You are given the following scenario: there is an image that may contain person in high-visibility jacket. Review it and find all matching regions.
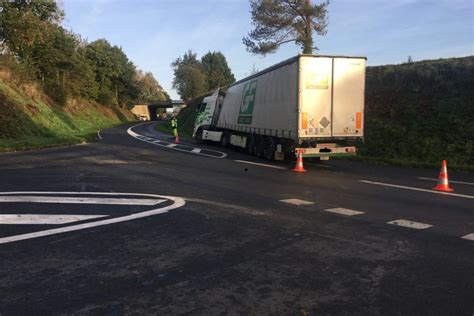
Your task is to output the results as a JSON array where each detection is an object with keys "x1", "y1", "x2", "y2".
[{"x1": 170, "y1": 112, "x2": 179, "y2": 143}]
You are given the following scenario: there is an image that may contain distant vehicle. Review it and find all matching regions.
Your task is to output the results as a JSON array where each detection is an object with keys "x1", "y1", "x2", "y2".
[{"x1": 193, "y1": 54, "x2": 366, "y2": 161}]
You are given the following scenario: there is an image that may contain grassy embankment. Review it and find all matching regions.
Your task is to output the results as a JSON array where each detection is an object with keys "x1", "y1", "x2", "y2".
[
  {"x1": 160, "y1": 56, "x2": 473, "y2": 171},
  {"x1": 0, "y1": 72, "x2": 134, "y2": 151},
  {"x1": 361, "y1": 56, "x2": 473, "y2": 171}
]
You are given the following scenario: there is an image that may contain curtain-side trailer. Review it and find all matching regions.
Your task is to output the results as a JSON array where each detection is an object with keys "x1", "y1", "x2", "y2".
[{"x1": 193, "y1": 54, "x2": 366, "y2": 161}]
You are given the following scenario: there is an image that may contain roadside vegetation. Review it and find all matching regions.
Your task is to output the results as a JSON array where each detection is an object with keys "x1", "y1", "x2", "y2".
[
  {"x1": 362, "y1": 56, "x2": 474, "y2": 171},
  {"x1": 0, "y1": 1, "x2": 168, "y2": 150}
]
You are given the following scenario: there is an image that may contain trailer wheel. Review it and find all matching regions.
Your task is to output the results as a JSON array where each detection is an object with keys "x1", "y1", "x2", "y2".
[
  {"x1": 220, "y1": 132, "x2": 230, "y2": 147},
  {"x1": 263, "y1": 137, "x2": 276, "y2": 161},
  {"x1": 247, "y1": 135, "x2": 256, "y2": 155},
  {"x1": 255, "y1": 136, "x2": 265, "y2": 158}
]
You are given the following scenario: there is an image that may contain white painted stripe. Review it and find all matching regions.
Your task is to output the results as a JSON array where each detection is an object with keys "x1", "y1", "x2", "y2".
[
  {"x1": 324, "y1": 208, "x2": 365, "y2": 216},
  {"x1": 461, "y1": 233, "x2": 474, "y2": 241},
  {"x1": 0, "y1": 214, "x2": 107, "y2": 225},
  {"x1": 387, "y1": 219, "x2": 432, "y2": 229},
  {"x1": 97, "y1": 130, "x2": 102, "y2": 140},
  {"x1": 167, "y1": 143, "x2": 177, "y2": 148},
  {"x1": 359, "y1": 180, "x2": 474, "y2": 200},
  {"x1": 0, "y1": 196, "x2": 166, "y2": 205},
  {"x1": 235, "y1": 160, "x2": 286, "y2": 170},
  {"x1": 127, "y1": 123, "x2": 227, "y2": 159},
  {"x1": 305, "y1": 162, "x2": 333, "y2": 169},
  {"x1": 191, "y1": 148, "x2": 201, "y2": 153},
  {"x1": 0, "y1": 192, "x2": 185, "y2": 244},
  {"x1": 418, "y1": 177, "x2": 474, "y2": 186},
  {"x1": 280, "y1": 198, "x2": 314, "y2": 206}
]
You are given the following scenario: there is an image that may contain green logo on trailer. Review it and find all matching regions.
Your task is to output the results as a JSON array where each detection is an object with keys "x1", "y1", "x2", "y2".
[{"x1": 238, "y1": 80, "x2": 257, "y2": 124}]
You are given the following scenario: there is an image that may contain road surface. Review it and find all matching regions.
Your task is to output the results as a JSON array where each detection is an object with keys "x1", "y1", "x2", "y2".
[{"x1": 0, "y1": 122, "x2": 473, "y2": 315}]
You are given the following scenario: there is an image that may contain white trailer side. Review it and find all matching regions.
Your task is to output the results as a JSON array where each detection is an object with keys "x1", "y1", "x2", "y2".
[{"x1": 217, "y1": 58, "x2": 299, "y2": 139}]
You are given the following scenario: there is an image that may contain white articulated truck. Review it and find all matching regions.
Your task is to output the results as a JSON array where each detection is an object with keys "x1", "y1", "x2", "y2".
[{"x1": 193, "y1": 54, "x2": 366, "y2": 161}]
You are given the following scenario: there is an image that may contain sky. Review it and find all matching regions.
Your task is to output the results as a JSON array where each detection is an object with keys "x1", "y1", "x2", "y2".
[{"x1": 62, "y1": 0, "x2": 474, "y2": 100}]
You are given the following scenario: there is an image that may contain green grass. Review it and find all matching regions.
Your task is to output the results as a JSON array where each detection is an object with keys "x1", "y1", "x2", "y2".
[{"x1": 0, "y1": 77, "x2": 134, "y2": 151}]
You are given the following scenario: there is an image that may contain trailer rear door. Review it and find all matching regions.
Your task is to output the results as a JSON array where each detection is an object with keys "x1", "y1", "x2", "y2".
[
  {"x1": 332, "y1": 58, "x2": 365, "y2": 137},
  {"x1": 299, "y1": 56, "x2": 333, "y2": 137}
]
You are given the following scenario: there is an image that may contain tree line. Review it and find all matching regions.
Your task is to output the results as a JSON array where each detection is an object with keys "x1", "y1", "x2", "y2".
[
  {"x1": 0, "y1": 0, "x2": 169, "y2": 106},
  {"x1": 171, "y1": 50, "x2": 236, "y2": 101}
]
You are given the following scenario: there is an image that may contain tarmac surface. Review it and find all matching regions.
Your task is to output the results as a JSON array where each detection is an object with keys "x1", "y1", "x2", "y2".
[{"x1": 0, "y1": 122, "x2": 473, "y2": 315}]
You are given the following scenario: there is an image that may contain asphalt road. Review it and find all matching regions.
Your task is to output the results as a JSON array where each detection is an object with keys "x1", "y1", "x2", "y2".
[{"x1": 0, "y1": 122, "x2": 473, "y2": 315}]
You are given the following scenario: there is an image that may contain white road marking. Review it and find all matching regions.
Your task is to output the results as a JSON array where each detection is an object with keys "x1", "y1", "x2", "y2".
[
  {"x1": 387, "y1": 219, "x2": 432, "y2": 230},
  {"x1": 280, "y1": 198, "x2": 314, "y2": 206},
  {"x1": 323, "y1": 208, "x2": 365, "y2": 216},
  {"x1": 461, "y1": 233, "x2": 474, "y2": 241},
  {"x1": 235, "y1": 160, "x2": 286, "y2": 170},
  {"x1": 0, "y1": 214, "x2": 107, "y2": 225},
  {"x1": 305, "y1": 162, "x2": 333, "y2": 168},
  {"x1": 97, "y1": 130, "x2": 102, "y2": 140},
  {"x1": 167, "y1": 143, "x2": 177, "y2": 148},
  {"x1": 418, "y1": 177, "x2": 474, "y2": 186},
  {"x1": 0, "y1": 192, "x2": 185, "y2": 244},
  {"x1": 191, "y1": 148, "x2": 201, "y2": 153},
  {"x1": 359, "y1": 180, "x2": 474, "y2": 200},
  {"x1": 0, "y1": 196, "x2": 165, "y2": 205},
  {"x1": 127, "y1": 123, "x2": 227, "y2": 159}
]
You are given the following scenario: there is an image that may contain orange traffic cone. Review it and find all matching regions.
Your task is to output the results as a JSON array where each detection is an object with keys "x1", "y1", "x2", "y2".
[
  {"x1": 433, "y1": 160, "x2": 453, "y2": 192},
  {"x1": 174, "y1": 134, "x2": 180, "y2": 144},
  {"x1": 293, "y1": 149, "x2": 306, "y2": 172}
]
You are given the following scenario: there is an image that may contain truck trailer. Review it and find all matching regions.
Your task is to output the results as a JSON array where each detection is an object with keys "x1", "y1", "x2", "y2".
[{"x1": 193, "y1": 54, "x2": 366, "y2": 161}]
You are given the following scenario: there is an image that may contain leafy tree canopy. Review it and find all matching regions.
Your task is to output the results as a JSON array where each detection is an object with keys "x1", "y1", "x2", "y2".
[
  {"x1": 243, "y1": 0, "x2": 328, "y2": 55},
  {"x1": 201, "y1": 51, "x2": 235, "y2": 91}
]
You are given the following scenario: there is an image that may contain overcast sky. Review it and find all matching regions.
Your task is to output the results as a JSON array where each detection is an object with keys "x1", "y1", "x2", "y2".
[{"x1": 62, "y1": 0, "x2": 474, "y2": 99}]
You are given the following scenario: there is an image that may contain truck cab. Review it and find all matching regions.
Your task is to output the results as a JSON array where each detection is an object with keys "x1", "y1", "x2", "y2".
[{"x1": 193, "y1": 89, "x2": 224, "y2": 142}]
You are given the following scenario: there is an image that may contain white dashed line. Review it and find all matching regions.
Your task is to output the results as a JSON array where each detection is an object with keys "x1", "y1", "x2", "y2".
[
  {"x1": 461, "y1": 233, "x2": 474, "y2": 241},
  {"x1": 235, "y1": 160, "x2": 286, "y2": 170},
  {"x1": 127, "y1": 123, "x2": 227, "y2": 159},
  {"x1": 191, "y1": 148, "x2": 202, "y2": 153},
  {"x1": 387, "y1": 219, "x2": 432, "y2": 230},
  {"x1": 418, "y1": 177, "x2": 474, "y2": 186},
  {"x1": 280, "y1": 198, "x2": 314, "y2": 206},
  {"x1": 359, "y1": 180, "x2": 474, "y2": 199},
  {"x1": 323, "y1": 208, "x2": 365, "y2": 216},
  {"x1": 0, "y1": 214, "x2": 107, "y2": 225}
]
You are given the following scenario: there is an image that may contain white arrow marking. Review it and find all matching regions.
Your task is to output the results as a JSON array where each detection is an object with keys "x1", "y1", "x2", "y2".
[
  {"x1": 0, "y1": 192, "x2": 185, "y2": 244},
  {"x1": 0, "y1": 214, "x2": 107, "y2": 225},
  {"x1": 0, "y1": 196, "x2": 165, "y2": 205}
]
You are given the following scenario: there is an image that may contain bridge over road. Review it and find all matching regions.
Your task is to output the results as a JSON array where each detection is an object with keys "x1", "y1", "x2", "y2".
[{"x1": 131, "y1": 100, "x2": 185, "y2": 121}]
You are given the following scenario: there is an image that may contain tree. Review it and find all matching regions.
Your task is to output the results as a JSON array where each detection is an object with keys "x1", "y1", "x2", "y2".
[
  {"x1": 242, "y1": 0, "x2": 329, "y2": 55},
  {"x1": 84, "y1": 39, "x2": 139, "y2": 106},
  {"x1": 171, "y1": 50, "x2": 207, "y2": 100},
  {"x1": 0, "y1": 0, "x2": 64, "y2": 71},
  {"x1": 201, "y1": 51, "x2": 235, "y2": 90},
  {"x1": 135, "y1": 70, "x2": 169, "y2": 103}
]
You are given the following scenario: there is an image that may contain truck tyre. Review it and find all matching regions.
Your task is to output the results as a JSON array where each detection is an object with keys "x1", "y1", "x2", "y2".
[
  {"x1": 195, "y1": 128, "x2": 203, "y2": 143},
  {"x1": 263, "y1": 137, "x2": 276, "y2": 161},
  {"x1": 220, "y1": 132, "x2": 230, "y2": 147},
  {"x1": 247, "y1": 135, "x2": 256, "y2": 155},
  {"x1": 255, "y1": 136, "x2": 265, "y2": 158}
]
